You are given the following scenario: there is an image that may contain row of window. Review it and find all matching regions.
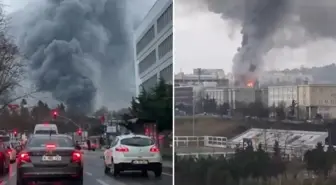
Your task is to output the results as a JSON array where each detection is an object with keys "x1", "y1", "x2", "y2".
[
  {"x1": 136, "y1": 26, "x2": 155, "y2": 55},
  {"x1": 159, "y1": 64, "x2": 172, "y2": 82},
  {"x1": 136, "y1": 3, "x2": 172, "y2": 55},
  {"x1": 138, "y1": 50, "x2": 156, "y2": 74},
  {"x1": 139, "y1": 64, "x2": 172, "y2": 92},
  {"x1": 157, "y1": 4, "x2": 172, "y2": 33},
  {"x1": 138, "y1": 34, "x2": 172, "y2": 75},
  {"x1": 158, "y1": 34, "x2": 172, "y2": 59}
]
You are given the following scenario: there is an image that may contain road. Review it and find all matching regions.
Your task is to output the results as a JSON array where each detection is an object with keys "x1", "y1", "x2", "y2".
[{"x1": 0, "y1": 151, "x2": 172, "y2": 185}]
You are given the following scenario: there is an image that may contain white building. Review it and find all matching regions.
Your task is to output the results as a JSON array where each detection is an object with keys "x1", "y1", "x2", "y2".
[
  {"x1": 268, "y1": 85, "x2": 298, "y2": 107},
  {"x1": 134, "y1": 0, "x2": 172, "y2": 95}
]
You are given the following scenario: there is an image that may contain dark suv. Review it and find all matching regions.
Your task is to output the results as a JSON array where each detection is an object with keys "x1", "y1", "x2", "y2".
[{"x1": 17, "y1": 134, "x2": 83, "y2": 185}]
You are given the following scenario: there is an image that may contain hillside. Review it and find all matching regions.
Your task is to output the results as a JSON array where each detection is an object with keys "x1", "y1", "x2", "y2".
[{"x1": 274, "y1": 63, "x2": 336, "y2": 83}]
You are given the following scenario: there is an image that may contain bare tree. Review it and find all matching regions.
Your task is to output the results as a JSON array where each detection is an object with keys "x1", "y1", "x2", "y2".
[{"x1": 0, "y1": 5, "x2": 35, "y2": 111}]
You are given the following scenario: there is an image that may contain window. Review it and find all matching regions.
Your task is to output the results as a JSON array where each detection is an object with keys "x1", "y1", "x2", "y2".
[
  {"x1": 157, "y1": 4, "x2": 172, "y2": 33},
  {"x1": 27, "y1": 136, "x2": 73, "y2": 147},
  {"x1": 35, "y1": 130, "x2": 57, "y2": 134},
  {"x1": 138, "y1": 50, "x2": 156, "y2": 74},
  {"x1": 160, "y1": 64, "x2": 172, "y2": 82},
  {"x1": 120, "y1": 137, "x2": 154, "y2": 147},
  {"x1": 158, "y1": 34, "x2": 172, "y2": 59},
  {"x1": 141, "y1": 75, "x2": 158, "y2": 91},
  {"x1": 136, "y1": 26, "x2": 155, "y2": 54}
]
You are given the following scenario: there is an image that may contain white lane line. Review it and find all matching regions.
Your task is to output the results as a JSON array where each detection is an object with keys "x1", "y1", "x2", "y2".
[
  {"x1": 96, "y1": 179, "x2": 109, "y2": 185},
  {"x1": 85, "y1": 172, "x2": 93, "y2": 176},
  {"x1": 162, "y1": 172, "x2": 172, "y2": 176}
]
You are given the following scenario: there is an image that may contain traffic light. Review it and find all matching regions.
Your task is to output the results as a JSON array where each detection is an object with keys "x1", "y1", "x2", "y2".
[
  {"x1": 13, "y1": 130, "x2": 17, "y2": 137},
  {"x1": 100, "y1": 115, "x2": 105, "y2": 124},
  {"x1": 77, "y1": 129, "x2": 82, "y2": 136},
  {"x1": 53, "y1": 111, "x2": 58, "y2": 119}
]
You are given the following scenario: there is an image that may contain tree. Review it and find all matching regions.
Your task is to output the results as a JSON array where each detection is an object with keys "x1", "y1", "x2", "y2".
[
  {"x1": 275, "y1": 102, "x2": 286, "y2": 120},
  {"x1": 202, "y1": 95, "x2": 217, "y2": 113},
  {"x1": 218, "y1": 102, "x2": 230, "y2": 115},
  {"x1": 247, "y1": 101, "x2": 269, "y2": 118},
  {"x1": 130, "y1": 79, "x2": 172, "y2": 131},
  {"x1": 0, "y1": 7, "x2": 36, "y2": 112}
]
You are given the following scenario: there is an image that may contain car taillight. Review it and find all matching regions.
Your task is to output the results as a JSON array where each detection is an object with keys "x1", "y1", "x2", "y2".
[
  {"x1": 150, "y1": 146, "x2": 160, "y2": 153},
  {"x1": 115, "y1": 147, "x2": 129, "y2": 152},
  {"x1": 7, "y1": 149, "x2": 11, "y2": 154},
  {"x1": 72, "y1": 151, "x2": 82, "y2": 162},
  {"x1": 19, "y1": 152, "x2": 31, "y2": 163},
  {"x1": 46, "y1": 144, "x2": 56, "y2": 149}
]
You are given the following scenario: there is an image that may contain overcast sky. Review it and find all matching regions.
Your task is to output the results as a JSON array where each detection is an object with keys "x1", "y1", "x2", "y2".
[
  {"x1": 2, "y1": 0, "x2": 27, "y2": 13},
  {"x1": 174, "y1": 1, "x2": 336, "y2": 74}
]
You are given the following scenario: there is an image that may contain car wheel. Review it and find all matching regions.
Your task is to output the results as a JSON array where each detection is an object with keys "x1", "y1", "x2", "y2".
[
  {"x1": 112, "y1": 164, "x2": 120, "y2": 177},
  {"x1": 154, "y1": 168, "x2": 162, "y2": 177},
  {"x1": 104, "y1": 166, "x2": 110, "y2": 174}
]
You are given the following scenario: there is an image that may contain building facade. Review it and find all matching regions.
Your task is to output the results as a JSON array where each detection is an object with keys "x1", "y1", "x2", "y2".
[
  {"x1": 134, "y1": 0, "x2": 172, "y2": 94},
  {"x1": 175, "y1": 86, "x2": 194, "y2": 106},
  {"x1": 298, "y1": 84, "x2": 336, "y2": 119},
  {"x1": 268, "y1": 86, "x2": 298, "y2": 107}
]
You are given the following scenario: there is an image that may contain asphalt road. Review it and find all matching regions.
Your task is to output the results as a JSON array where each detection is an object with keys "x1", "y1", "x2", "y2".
[{"x1": 0, "y1": 151, "x2": 172, "y2": 185}]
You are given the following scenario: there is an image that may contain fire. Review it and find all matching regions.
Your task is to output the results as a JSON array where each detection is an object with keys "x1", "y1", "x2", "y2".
[{"x1": 246, "y1": 81, "x2": 254, "y2": 87}]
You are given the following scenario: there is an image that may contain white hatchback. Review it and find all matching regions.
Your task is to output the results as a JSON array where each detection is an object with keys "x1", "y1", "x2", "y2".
[{"x1": 103, "y1": 134, "x2": 162, "y2": 177}]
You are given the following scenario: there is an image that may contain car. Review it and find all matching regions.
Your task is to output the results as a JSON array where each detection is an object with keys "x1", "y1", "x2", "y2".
[
  {"x1": 33, "y1": 124, "x2": 58, "y2": 135},
  {"x1": 80, "y1": 142, "x2": 97, "y2": 151},
  {"x1": 0, "y1": 136, "x2": 10, "y2": 176},
  {"x1": 103, "y1": 134, "x2": 162, "y2": 177},
  {"x1": 16, "y1": 134, "x2": 83, "y2": 185}
]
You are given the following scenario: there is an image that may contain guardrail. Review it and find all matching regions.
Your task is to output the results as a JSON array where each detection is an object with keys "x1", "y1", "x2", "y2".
[{"x1": 176, "y1": 151, "x2": 235, "y2": 159}]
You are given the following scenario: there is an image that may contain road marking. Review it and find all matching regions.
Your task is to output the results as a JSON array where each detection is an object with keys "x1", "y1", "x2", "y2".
[
  {"x1": 85, "y1": 172, "x2": 92, "y2": 176},
  {"x1": 162, "y1": 172, "x2": 172, "y2": 176},
  {"x1": 96, "y1": 179, "x2": 109, "y2": 185}
]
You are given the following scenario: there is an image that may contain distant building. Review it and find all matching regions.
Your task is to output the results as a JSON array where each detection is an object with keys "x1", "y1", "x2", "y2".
[
  {"x1": 134, "y1": 0, "x2": 172, "y2": 95},
  {"x1": 175, "y1": 86, "x2": 194, "y2": 106},
  {"x1": 268, "y1": 86, "x2": 298, "y2": 107},
  {"x1": 175, "y1": 69, "x2": 229, "y2": 87}
]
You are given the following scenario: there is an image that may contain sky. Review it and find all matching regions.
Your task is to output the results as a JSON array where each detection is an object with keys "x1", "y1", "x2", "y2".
[
  {"x1": 174, "y1": 0, "x2": 336, "y2": 74},
  {"x1": 2, "y1": 0, "x2": 27, "y2": 13}
]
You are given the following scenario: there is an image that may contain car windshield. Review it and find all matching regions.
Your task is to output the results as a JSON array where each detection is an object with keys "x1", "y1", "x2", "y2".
[
  {"x1": 35, "y1": 130, "x2": 57, "y2": 134},
  {"x1": 120, "y1": 137, "x2": 154, "y2": 147},
  {"x1": 27, "y1": 137, "x2": 73, "y2": 148}
]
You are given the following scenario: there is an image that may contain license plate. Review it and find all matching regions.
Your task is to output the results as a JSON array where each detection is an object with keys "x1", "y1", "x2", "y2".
[
  {"x1": 42, "y1": 155, "x2": 62, "y2": 161},
  {"x1": 132, "y1": 160, "x2": 148, "y2": 164}
]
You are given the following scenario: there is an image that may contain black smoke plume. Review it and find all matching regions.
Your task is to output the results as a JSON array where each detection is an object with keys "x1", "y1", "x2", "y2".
[
  {"x1": 179, "y1": 0, "x2": 336, "y2": 85},
  {"x1": 9, "y1": 0, "x2": 155, "y2": 113}
]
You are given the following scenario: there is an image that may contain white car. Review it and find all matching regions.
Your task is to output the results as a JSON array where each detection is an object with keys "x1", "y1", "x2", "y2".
[
  {"x1": 103, "y1": 134, "x2": 162, "y2": 177},
  {"x1": 34, "y1": 124, "x2": 58, "y2": 134}
]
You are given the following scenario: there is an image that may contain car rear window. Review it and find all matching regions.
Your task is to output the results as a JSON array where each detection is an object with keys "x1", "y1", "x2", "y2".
[
  {"x1": 35, "y1": 130, "x2": 57, "y2": 134},
  {"x1": 27, "y1": 137, "x2": 73, "y2": 147},
  {"x1": 120, "y1": 137, "x2": 154, "y2": 147}
]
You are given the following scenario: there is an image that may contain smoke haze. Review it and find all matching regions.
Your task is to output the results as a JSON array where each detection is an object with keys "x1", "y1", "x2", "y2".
[
  {"x1": 179, "y1": 0, "x2": 336, "y2": 85},
  {"x1": 8, "y1": 0, "x2": 155, "y2": 113}
]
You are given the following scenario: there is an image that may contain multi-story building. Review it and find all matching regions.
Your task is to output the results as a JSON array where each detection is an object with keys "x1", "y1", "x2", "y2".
[
  {"x1": 298, "y1": 84, "x2": 336, "y2": 119},
  {"x1": 175, "y1": 85, "x2": 194, "y2": 106},
  {"x1": 228, "y1": 88, "x2": 256, "y2": 109},
  {"x1": 174, "y1": 72, "x2": 229, "y2": 87},
  {"x1": 134, "y1": 0, "x2": 172, "y2": 94},
  {"x1": 204, "y1": 88, "x2": 229, "y2": 105},
  {"x1": 268, "y1": 86, "x2": 298, "y2": 107}
]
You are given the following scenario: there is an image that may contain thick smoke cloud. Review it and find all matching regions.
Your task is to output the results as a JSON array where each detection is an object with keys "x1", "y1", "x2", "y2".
[
  {"x1": 180, "y1": 0, "x2": 336, "y2": 85},
  {"x1": 9, "y1": 0, "x2": 155, "y2": 113}
]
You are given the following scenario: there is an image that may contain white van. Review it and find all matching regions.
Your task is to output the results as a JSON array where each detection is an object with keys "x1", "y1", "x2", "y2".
[{"x1": 34, "y1": 124, "x2": 58, "y2": 134}]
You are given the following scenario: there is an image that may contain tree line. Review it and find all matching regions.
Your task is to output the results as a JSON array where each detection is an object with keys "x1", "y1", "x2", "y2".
[
  {"x1": 176, "y1": 95, "x2": 300, "y2": 120},
  {"x1": 175, "y1": 141, "x2": 336, "y2": 185}
]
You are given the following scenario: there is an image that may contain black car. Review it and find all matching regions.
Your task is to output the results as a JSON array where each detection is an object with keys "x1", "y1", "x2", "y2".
[{"x1": 17, "y1": 134, "x2": 83, "y2": 185}]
